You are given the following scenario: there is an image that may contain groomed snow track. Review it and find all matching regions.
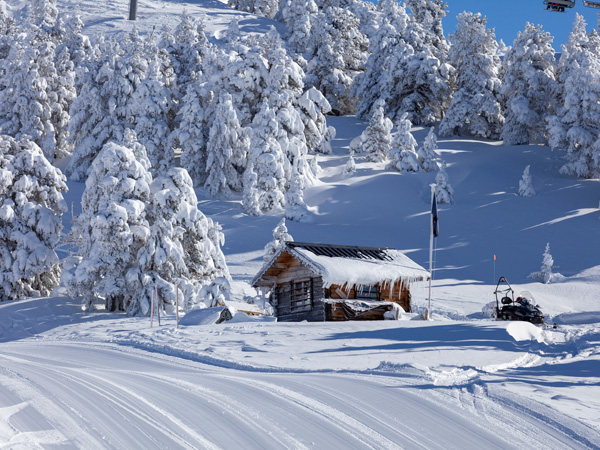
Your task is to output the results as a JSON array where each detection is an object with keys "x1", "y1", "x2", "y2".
[{"x1": 1, "y1": 341, "x2": 598, "y2": 449}]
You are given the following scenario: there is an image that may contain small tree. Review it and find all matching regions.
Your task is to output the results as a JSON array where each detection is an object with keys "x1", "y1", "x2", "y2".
[
  {"x1": 518, "y1": 165, "x2": 536, "y2": 197},
  {"x1": 418, "y1": 127, "x2": 440, "y2": 172},
  {"x1": 263, "y1": 218, "x2": 293, "y2": 262},
  {"x1": 435, "y1": 161, "x2": 454, "y2": 204},
  {"x1": 529, "y1": 243, "x2": 557, "y2": 284},
  {"x1": 345, "y1": 152, "x2": 356, "y2": 176},
  {"x1": 364, "y1": 99, "x2": 393, "y2": 162},
  {"x1": 0, "y1": 135, "x2": 67, "y2": 300},
  {"x1": 387, "y1": 112, "x2": 420, "y2": 172}
]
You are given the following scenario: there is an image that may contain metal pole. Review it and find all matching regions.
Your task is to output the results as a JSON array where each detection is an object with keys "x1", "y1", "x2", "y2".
[
  {"x1": 428, "y1": 184, "x2": 435, "y2": 320},
  {"x1": 128, "y1": 0, "x2": 137, "y2": 20}
]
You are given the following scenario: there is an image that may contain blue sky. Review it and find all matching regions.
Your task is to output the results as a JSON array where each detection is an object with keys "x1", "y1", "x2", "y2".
[{"x1": 370, "y1": 1, "x2": 600, "y2": 48}]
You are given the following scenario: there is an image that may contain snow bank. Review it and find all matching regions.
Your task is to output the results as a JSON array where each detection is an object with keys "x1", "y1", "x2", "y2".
[{"x1": 506, "y1": 322, "x2": 546, "y2": 343}]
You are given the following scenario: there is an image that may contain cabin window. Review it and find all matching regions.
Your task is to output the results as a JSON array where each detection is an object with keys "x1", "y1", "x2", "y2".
[
  {"x1": 291, "y1": 279, "x2": 312, "y2": 313},
  {"x1": 356, "y1": 285, "x2": 379, "y2": 300}
]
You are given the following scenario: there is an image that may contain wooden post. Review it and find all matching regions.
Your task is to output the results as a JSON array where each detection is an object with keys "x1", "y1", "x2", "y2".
[
  {"x1": 128, "y1": 0, "x2": 137, "y2": 20},
  {"x1": 156, "y1": 286, "x2": 161, "y2": 326}
]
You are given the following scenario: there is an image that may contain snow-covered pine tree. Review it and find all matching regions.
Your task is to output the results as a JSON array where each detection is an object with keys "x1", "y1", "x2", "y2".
[
  {"x1": 0, "y1": 135, "x2": 67, "y2": 300},
  {"x1": 306, "y1": 5, "x2": 368, "y2": 114},
  {"x1": 285, "y1": 166, "x2": 310, "y2": 221},
  {"x1": 353, "y1": 0, "x2": 452, "y2": 125},
  {"x1": 68, "y1": 28, "x2": 161, "y2": 179},
  {"x1": 418, "y1": 127, "x2": 440, "y2": 172},
  {"x1": 363, "y1": 99, "x2": 393, "y2": 162},
  {"x1": 435, "y1": 161, "x2": 454, "y2": 204},
  {"x1": 501, "y1": 23, "x2": 556, "y2": 146},
  {"x1": 130, "y1": 42, "x2": 173, "y2": 174},
  {"x1": 63, "y1": 133, "x2": 153, "y2": 313},
  {"x1": 518, "y1": 165, "x2": 536, "y2": 197},
  {"x1": 352, "y1": 0, "x2": 410, "y2": 121},
  {"x1": 137, "y1": 167, "x2": 230, "y2": 312},
  {"x1": 0, "y1": 28, "x2": 57, "y2": 160},
  {"x1": 204, "y1": 91, "x2": 250, "y2": 197},
  {"x1": 66, "y1": 36, "x2": 121, "y2": 181},
  {"x1": 439, "y1": 12, "x2": 504, "y2": 139},
  {"x1": 387, "y1": 112, "x2": 420, "y2": 172},
  {"x1": 529, "y1": 243, "x2": 556, "y2": 284},
  {"x1": 263, "y1": 218, "x2": 293, "y2": 262},
  {"x1": 404, "y1": 0, "x2": 450, "y2": 61},
  {"x1": 0, "y1": 1, "x2": 15, "y2": 60},
  {"x1": 279, "y1": 0, "x2": 318, "y2": 60},
  {"x1": 229, "y1": 0, "x2": 279, "y2": 18},
  {"x1": 243, "y1": 101, "x2": 287, "y2": 215},
  {"x1": 548, "y1": 15, "x2": 600, "y2": 178},
  {"x1": 295, "y1": 87, "x2": 335, "y2": 154}
]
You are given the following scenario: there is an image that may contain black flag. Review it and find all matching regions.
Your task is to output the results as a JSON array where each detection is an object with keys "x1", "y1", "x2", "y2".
[{"x1": 432, "y1": 191, "x2": 439, "y2": 238}]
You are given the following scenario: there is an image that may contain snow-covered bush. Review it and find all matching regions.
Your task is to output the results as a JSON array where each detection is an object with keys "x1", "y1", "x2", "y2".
[
  {"x1": 0, "y1": 135, "x2": 67, "y2": 300},
  {"x1": 435, "y1": 161, "x2": 454, "y2": 204},
  {"x1": 529, "y1": 243, "x2": 561, "y2": 284},
  {"x1": 518, "y1": 165, "x2": 536, "y2": 197},
  {"x1": 387, "y1": 113, "x2": 420, "y2": 173},
  {"x1": 364, "y1": 99, "x2": 392, "y2": 162},
  {"x1": 418, "y1": 127, "x2": 440, "y2": 172},
  {"x1": 263, "y1": 218, "x2": 293, "y2": 263},
  {"x1": 345, "y1": 153, "x2": 356, "y2": 176}
]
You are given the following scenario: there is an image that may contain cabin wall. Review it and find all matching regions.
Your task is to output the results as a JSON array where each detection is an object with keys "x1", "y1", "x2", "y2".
[{"x1": 271, "y1": 259, "x2": 325, "y2": 322}]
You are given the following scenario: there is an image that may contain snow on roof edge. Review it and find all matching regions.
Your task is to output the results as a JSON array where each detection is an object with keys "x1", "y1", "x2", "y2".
[{"x1": 252, "y1": 244, "x2": 430, "y2": 288}]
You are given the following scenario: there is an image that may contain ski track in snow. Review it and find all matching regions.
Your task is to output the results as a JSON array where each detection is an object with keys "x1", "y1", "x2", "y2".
[{"x1": 1, "y1": 340, "x2": 599, "y2": 449}]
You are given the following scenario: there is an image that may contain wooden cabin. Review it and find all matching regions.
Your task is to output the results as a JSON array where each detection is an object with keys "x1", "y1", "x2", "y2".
[{"x1": 252, "y1": 242, "x2": 430, "y2": 322}]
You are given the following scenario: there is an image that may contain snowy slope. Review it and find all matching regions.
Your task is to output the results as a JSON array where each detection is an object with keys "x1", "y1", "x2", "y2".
[{"x1": 1, "y1": 0, "x2": 600, "y2": 448}]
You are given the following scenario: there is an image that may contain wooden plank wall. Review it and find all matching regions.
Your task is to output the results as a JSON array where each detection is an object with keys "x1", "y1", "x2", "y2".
[{"x1": 273, "y1": 258, "x2": 325, "y2": 322}]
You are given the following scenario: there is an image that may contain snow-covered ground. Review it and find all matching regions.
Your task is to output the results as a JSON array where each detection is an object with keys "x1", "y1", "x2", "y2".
[{"x1": 1, "y1": 0, "x2": 600, "y2": 448}]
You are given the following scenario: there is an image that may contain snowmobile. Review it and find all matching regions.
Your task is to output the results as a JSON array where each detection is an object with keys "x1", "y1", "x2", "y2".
[{"x1": 493, "y1": 277, "x2": 545, "y2": 325}]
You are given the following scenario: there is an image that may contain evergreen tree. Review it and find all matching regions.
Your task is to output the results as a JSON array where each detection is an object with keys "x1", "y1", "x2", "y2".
[
  {"x1": 243, "y1": 101, "x2": 287, "y2": 215},
  {"x1": 306, "y1": 5, "x2": 368, "y2": 114},
  {"x1": 63, "y1": 135, "x2": 153, "y2": 313},
  {"x1": 501, "y1": 23, "x2": 556, "y2": 145},
  {"x1": 363, "y1": 99, "x2": 392, "y2": 162},
  {"x1": 345, "y1": 152, "x2": 356, "y2": 176},
  {"x1": 518, "y1": 165, "x2": 536, "y2": 197},
  {"x1": 263, "y1": 218, "x2": 293, "y2": 262},
  {"x1": 418, "y1": 127, "x2": 439, "y2": 172},
  {"x1": 387, "y1": 112, "x2": 420, "y2": 173},
  {"x1": 0, "y1": 135, "x2": 67, "y2": 300},
  {"x1": 439, "y1": 12, "x2": 504, "y2": 139},
  {"x1": 435, "y1": 161, "x2": 454, "y2": 204},
  {"x1": 279, "y1": 0, "x2": 318, "y2": 60},
  {"x1": 204, "y1": 91, "x2": 250, "y2": 197},
  {"x1": 295, "y1": 87, "x2": 334, "y2": 154},
  {"x1": 138, "y1": 167, "x2": 230, "y2": 311},
  {"x1": 548, "y1": 15, "x2": 600, "y2": 178}
]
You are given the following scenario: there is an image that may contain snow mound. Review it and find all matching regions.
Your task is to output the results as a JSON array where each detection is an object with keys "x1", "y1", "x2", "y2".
[
  {"x1": 506, "y1": 321, "x2": 545, "y2": 343},
  {"x1": 180, "y1": 307, "x2": 226, "y2": 326},
  {"x1": 553, "y1": 312, "x2": 600, "y2": 325}
]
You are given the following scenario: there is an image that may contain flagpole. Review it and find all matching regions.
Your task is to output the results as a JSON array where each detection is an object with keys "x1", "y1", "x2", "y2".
[{"x1": 428, "y1": 184, "x2": 435, "y2": 320}]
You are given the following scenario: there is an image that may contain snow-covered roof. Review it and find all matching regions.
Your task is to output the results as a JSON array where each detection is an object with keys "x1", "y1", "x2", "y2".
[{"x1": 252, "y1": 242, "x2": 430, "y2": 288}]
